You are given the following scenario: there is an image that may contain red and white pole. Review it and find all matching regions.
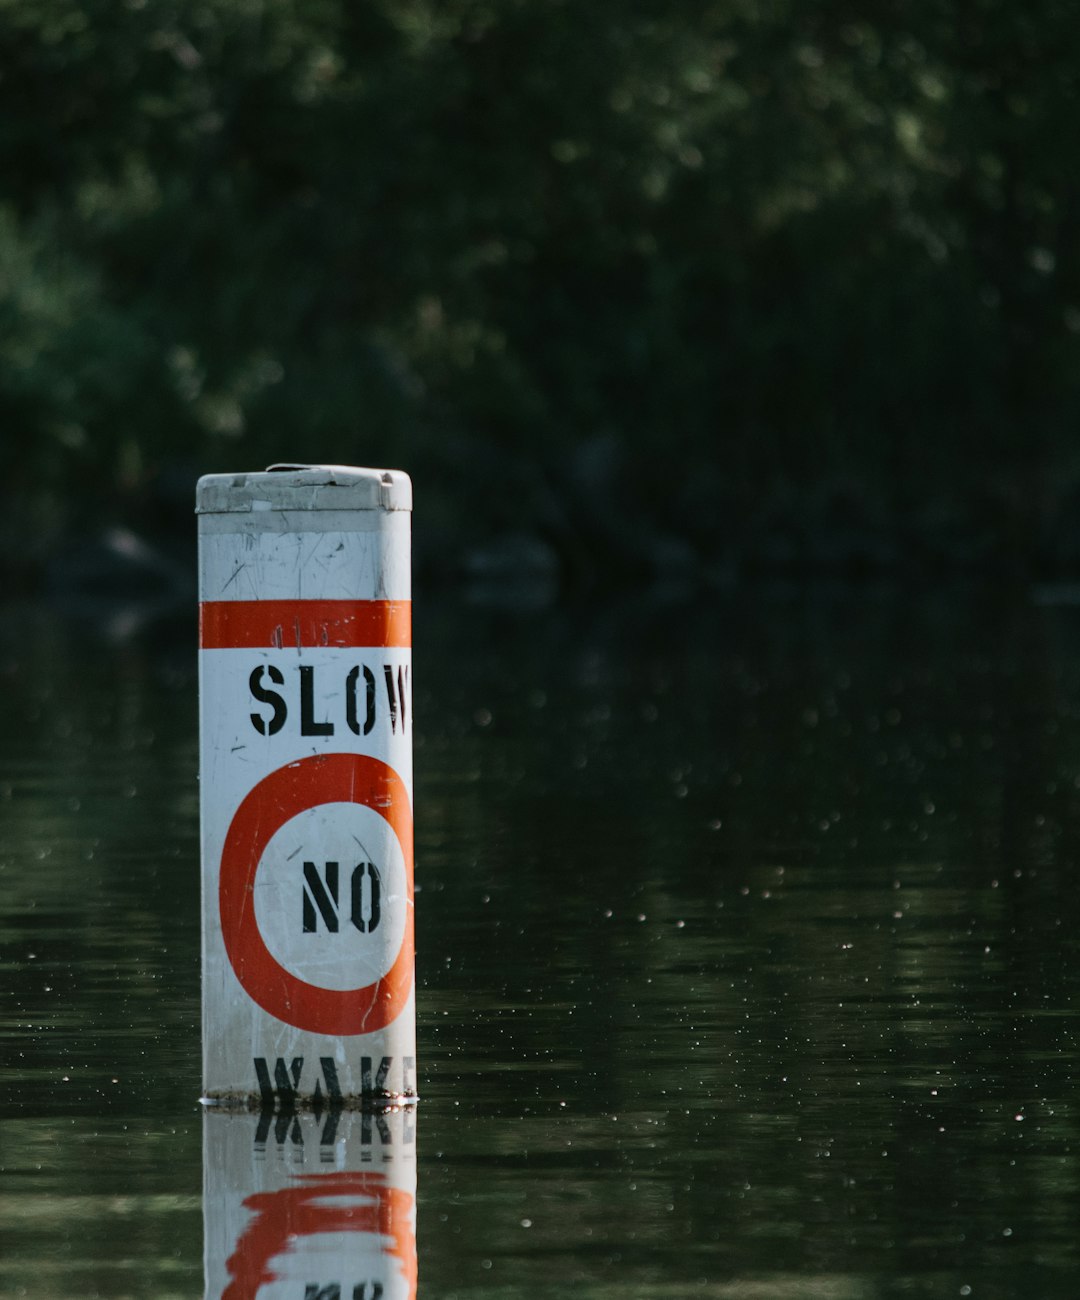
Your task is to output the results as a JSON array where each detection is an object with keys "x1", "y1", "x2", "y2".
[{"x1": 197, "y1": 465, "x2": 416, "y2": 1106}]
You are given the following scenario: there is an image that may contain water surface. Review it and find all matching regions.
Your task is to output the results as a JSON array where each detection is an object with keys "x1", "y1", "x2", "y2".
[{"x1": 3, "y1": 588, "x2": 1080, "y2": 1297}]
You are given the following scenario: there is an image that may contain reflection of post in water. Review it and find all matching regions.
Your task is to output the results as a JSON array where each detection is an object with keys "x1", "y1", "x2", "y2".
[
  {"x1": 253, "y1": 1106, "x2": 400, "y2": 1154},
  {"x1": 204, "y1": 1105, "x2": 417, "y2": 1300}
]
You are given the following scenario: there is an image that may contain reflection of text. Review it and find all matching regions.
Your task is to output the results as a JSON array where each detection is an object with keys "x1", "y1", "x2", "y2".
[
  {"x1": 254, "y1": 1104, "x2": 416, "y2": 1154},
  {"x1": 305, "y1": 1286, "x2": 383, "y2": 1299}
]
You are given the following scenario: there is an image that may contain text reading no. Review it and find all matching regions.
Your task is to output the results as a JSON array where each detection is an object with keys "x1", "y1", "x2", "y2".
[{"x1": 302, "y1": 861, "x2": 381, "y2": 933}]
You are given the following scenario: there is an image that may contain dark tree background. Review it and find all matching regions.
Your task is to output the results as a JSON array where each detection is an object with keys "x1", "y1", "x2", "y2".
[{"x1": 2, "y1": 0, "x2": 1079, "y2": 585}]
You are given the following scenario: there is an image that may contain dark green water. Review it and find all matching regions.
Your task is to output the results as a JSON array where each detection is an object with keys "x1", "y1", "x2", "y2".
[{"x1": 3, "y1": 588, "x2": 1080, "y2": 1297}]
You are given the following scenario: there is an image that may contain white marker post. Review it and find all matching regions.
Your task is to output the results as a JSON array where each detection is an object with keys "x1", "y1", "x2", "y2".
[{"x1": 197, "y1": 465, "x2": 416, "y2": 1106}]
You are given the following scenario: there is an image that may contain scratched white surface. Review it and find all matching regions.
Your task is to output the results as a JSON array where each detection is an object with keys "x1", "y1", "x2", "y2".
[
  {"x1": 199, "y1": 503, "x2": 415, "y2": 1102},
  {"x1": 200, "y1": 510, "x2": 411, "y2": 603}
]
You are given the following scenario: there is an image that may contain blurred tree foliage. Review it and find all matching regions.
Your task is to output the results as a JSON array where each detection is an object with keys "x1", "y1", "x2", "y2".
[{"x1": 2, "y1": 0, "x2": 1080, "y2": 579}]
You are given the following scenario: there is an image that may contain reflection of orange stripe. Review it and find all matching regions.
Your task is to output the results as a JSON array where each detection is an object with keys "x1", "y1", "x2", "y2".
[
  {"x1": 200, "y1": 599, "x2": 411, "y2": 649},
  {"x1": 223, "y1": 1173, "x2": 416, "y2": 1300}
]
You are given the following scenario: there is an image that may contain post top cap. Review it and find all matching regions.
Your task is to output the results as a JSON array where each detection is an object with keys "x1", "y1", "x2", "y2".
[{"x1": 196, "y1": 464, "x2": 412, "y2": 514}]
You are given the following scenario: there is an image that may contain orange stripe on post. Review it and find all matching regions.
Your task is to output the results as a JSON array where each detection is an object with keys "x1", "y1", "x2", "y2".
[{"x1": 200, "y1": 599, "x2": 411, "y2": 649}]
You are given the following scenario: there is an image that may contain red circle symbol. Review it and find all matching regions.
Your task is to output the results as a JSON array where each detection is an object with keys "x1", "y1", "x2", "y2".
[{"x1": 219, "y1": 753, "x2": 414, "y2": 1035}]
